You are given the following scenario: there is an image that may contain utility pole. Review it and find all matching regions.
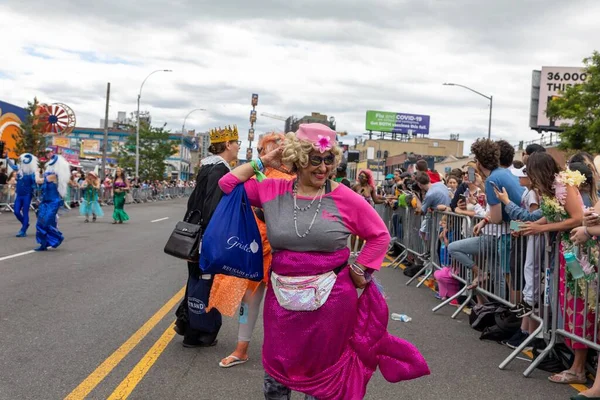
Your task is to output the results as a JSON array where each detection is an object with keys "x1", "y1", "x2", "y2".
[{"x1": 101, "y1": 82, "x2": 110, "y2": 182}]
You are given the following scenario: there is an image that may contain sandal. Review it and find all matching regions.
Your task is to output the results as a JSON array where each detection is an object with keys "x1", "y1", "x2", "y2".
[
  {"x1": 219, "y1": 355, "x2": 249, "y2": 368},
  {"x1": 548, "y1": 370, "x2": 587, "y2": 384}
]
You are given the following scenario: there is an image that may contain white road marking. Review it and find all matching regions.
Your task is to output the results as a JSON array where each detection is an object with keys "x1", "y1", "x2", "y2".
[
  {"x1": 151, "y1": 217, "x2": 169, "y2": 223},
  {"x1": 0, "y1": 250, "x2": 36, "y2": 262}
]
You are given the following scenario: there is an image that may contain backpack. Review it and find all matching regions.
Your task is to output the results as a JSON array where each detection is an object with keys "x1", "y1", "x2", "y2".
[
  {"x1": 479, "y1": 309, "x2": 521, "y2": 341},
  {"x1": 469, "y1": 301, "x2": 503, "y2": 332}
]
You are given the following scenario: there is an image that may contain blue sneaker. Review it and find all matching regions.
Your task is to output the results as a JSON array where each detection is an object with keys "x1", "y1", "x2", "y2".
[{"x1": 16, "y1": 231, "x2": 27, "y2": 237}]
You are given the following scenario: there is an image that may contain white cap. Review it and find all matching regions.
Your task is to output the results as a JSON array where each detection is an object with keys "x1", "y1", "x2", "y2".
[{"x1": 511, "y1": 166, "x2": 527, "y2": 178}]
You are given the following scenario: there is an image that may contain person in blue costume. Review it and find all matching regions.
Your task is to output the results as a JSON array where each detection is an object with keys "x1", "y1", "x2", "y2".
[
  {"x1": 7, "y1": 153, "x2": 40, "y2": 237},
  {"x1": 35, "y1": 154, "x2": 70, "y2": 251}
]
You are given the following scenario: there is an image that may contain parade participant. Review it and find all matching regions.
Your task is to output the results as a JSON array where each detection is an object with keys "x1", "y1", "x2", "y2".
[
  {"x1": 35, "y1": 154, "x2": 69, "y2": 251},
  {"x1": 174, "y1": 125, "x2": 240, "y2": 348},
  {"x1": 209, "y1": 132, "x2": 295, "y2": 368},
  {"x1": 112, "y1": 168, "x2": 130, "y2": 224},
  {"x1": 80, "y1": 171, "x2": 103, "y2": 222},
  {"x1": 219, "y1": 123, "x2": 429, "y2": 399},
  {"x1": 7, "y1": 153, "x2": 39, "y2": 237}
]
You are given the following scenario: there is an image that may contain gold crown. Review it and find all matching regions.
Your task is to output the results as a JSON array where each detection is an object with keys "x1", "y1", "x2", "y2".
[{"x1": 210, "y1": 125, "x2": 239, "y2": 144}]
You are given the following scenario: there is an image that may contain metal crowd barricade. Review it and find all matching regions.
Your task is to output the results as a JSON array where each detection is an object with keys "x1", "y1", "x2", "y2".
[
  {"x1": 0, "y1": 184, "x2": 15, "y2": 212},
  {"x1": 430, "y1": 210, "x2": 474, "y2": 319},
  {"x1": 523, "y1": 237, "x2": 600, "y2": 377},
  {"x1": 388, "y1": 208, "x2": 432, "y2": 288},
  {"x1": 500, "y1": 232, "x2": 550, "y2": 375}
]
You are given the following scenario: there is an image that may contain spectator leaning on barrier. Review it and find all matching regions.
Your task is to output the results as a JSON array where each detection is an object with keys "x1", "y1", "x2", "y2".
[
  {"x1": 449, "y1": 139, "x2": 523, "y2": 295},
  {"x1": 415, "y1": 172, "x2": 450, "y2": 243},
  {"x1": 518, "y1": 152, "x2": 590, "y2": 385},
  {"x1": 495, "y1": 166, "x2": 542, "y2": 350},
  {"x1": 570, "y1": 198, "x2": 600, "y2": 399}
]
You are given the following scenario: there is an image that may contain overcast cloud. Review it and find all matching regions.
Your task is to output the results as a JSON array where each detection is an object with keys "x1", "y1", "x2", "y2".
[{"x1": 1, "y1": 0, "x2": 598, "y2": 154}]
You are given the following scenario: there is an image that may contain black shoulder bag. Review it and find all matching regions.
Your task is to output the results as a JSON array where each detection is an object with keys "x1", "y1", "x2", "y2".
[
  {"x1": 163, "y1": 209, "x2": 203, "y2": 262},
  {"x1": 164, "y1": 173, "x2": 207, "y2": 262}
]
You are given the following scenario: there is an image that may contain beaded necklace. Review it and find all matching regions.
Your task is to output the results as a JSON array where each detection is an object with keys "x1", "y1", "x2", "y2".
[{"x1": 293, "y1": 180, "x2": 325, "y2": 238}]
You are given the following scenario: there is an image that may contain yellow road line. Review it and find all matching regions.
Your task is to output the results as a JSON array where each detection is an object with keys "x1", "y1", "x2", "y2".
[
  {"x1": 65, "y1": 287, "x2": 185, "y2": 400},
  {"x1": 107, "y1": 322, "x2": 177, "y2": 400}
]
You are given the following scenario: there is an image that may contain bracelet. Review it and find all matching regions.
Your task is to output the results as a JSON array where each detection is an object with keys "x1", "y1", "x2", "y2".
[
  {"x1": 350, "y1": 263, "x2": 366, "y2": 276},
  {"x1": 255, "y1": 157, "x2": 264, "y2": 171},
  {"x1": 584, "y1": 227, "x2": 592, "y2": 238}
]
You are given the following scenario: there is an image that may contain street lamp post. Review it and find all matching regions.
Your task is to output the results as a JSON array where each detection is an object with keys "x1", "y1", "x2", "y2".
[
  {"x1": 136, "y1": 69, "x2": 172, "y2": 178},
  {"x1": 443, "y1": 82, "x2": 493, "y2": 139},
  {"x1": 181, "y1": 108, "x2": 206, "y2": 181}
]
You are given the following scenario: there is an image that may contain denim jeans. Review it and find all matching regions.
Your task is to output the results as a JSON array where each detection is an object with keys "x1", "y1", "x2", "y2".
[
  {"x1": 447, "y1": 234, "x2": 509, "y2": 297},
  {"x1": 392, "y1": 213, "x2": 403, "y2": 240}
]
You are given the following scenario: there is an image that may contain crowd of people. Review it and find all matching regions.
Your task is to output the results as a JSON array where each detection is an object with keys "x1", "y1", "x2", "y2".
[{"x1": 376, "y1": 139, "x2": 600, "y2": 400}]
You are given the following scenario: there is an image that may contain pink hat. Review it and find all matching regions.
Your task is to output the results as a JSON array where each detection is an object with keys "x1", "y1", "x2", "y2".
[{"x1": 296, "y1": 123, "x2": 337, "y2": 153}]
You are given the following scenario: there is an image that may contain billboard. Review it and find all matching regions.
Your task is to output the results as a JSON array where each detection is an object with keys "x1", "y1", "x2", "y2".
[
  {"x1": 365, "y1": 110, "x2": 430, "y2": 135},
  {"x1": 81, "y1": 139, "x2": 100, "y2": 154},
  {"x1": 537, "y1": 66, "x2": 586, "y2": 129},
  {"x1": 53, "y1": 136, "x2": 70, "y2": 147},
  {"x1": 49, "y1": 145, "x2": 79, "y2": 165}
]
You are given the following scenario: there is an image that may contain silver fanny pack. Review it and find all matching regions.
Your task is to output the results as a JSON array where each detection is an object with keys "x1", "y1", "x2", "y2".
[{"x1": 271, "y1": 270, "x2": 338, "y2": 311}]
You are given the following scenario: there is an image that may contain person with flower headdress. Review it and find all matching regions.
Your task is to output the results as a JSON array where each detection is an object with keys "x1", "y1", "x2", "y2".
[
  {"x1": 208, "y1": 132, "x2": 296, "y2": 368},
  {"x1": 218, "y1": 123, "x2": 429, "y2": 399},
  {"x1": 7, "y1": 153, "x2": 40, "y2": 237},
  {"x1": 80, "y1": 171, "x2": 103, "y2": 222},
  {"x1": 518, "y1": 152, "x2": 592, "y2": 386},
  {"x1": 174, "y1": 125, "x2": 241, "y2": 348},
  {"x1": 35, "y1": 154, "x2": 70, "y2": 251}
]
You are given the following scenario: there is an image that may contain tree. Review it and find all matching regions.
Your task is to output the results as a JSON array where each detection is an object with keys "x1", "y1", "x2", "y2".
[
  {"x1": 117, "y1": 122, "x2": 178, "y2": 181},
  {"x1": 12, "y1": 97, "x2": 46, "y2": 157},
  {"x1": 547, "y1": 51, "x2": 600, "y2": 153}
]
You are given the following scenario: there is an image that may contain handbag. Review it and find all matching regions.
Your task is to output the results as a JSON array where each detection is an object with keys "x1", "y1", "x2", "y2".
[
  {"x1": 199, "y1": 185, "x2": 263, "y2": 281},
  {"x1": 163, "y1": 210, "x2": 203, "y2": 262}
]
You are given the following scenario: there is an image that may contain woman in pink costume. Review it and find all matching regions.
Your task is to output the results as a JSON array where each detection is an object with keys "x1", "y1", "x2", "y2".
[{"x1": 219, "y1": 123, "x2": 429, "y2": 399}]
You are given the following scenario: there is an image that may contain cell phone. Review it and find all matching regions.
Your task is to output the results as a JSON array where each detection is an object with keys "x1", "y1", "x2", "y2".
[
  {"x1": 489, "y1": 181, "x2": 500, "y2": 191},
  {"x1": 510, "y1": 220, "x2": 523, "y2": 232},
  {"x1": 468, "y1": 167, "x2": 475, "y2": 183}
]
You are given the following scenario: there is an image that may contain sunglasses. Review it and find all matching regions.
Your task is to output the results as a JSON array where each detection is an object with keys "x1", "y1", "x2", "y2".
[{"x1": 309, "y1": 154, "x2": 335, "y2": 167}]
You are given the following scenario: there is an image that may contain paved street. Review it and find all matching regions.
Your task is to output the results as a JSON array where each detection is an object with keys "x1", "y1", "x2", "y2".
[{"x1": 0, "y1": 200, "x2": 578, "y2": 400}]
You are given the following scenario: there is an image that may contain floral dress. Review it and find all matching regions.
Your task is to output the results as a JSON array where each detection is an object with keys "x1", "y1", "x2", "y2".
[{"x1": 542, "y1": 170, "x2": 599, "y2": 349}]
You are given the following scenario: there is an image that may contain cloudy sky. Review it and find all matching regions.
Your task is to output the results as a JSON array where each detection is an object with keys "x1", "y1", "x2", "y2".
[{"x1": 1, "y1": 0, "x2": 598, "y2": 155}]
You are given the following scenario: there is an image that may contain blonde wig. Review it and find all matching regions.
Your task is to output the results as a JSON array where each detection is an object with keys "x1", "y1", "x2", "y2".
[{"x1": 282, "y1": 132, "x2": 342, "y2": 172}]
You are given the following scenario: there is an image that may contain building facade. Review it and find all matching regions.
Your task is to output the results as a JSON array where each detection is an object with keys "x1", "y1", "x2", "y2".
[
  {"x1": 47, "y1": 127, "x2": 196, "y2": 180},
  {"x1": 285, "y1": 112, "x2": 336, "y2": 133},
  {"x1": 349, "y1": 137, "x2": 464, "y2": 183}
]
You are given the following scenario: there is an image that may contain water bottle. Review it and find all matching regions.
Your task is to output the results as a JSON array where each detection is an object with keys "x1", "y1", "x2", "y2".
[
  {"x1": 391, "y1": 313, "x2": 412, "y2": 322},
  {"x1": 564, "y1": 251, "x2": 585, "y2": 279}
]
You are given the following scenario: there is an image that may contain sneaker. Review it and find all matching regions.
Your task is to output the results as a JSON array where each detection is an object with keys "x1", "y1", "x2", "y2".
[
  {"x1": 516, "y1": 303, "x2": 534, "y2": 319},
  {"x1": 503, "y1": 330, "x2": 530, "y2": 350},
  {"x1": 510, "y1": 302, "x2": 534, "y2": 318}
]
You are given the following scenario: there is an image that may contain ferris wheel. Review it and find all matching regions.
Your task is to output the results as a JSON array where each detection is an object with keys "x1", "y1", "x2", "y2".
[{"x1": 38, "y1": 103, "x2": 76, "y2": 135}]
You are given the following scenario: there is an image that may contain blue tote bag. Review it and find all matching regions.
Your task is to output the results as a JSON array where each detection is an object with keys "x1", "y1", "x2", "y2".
[{"x1": 199, "y1": 185, "x2": 263, "y2": 281}]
